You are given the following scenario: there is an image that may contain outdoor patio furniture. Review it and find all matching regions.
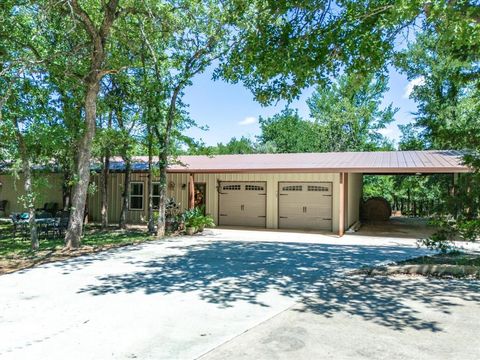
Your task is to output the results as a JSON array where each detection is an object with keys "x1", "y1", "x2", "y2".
[
  {"x1": 10, "y1": 212, "x2": 62, "y2": 239},
  {"x1": 52, "y1": 213, "x2": 69, "y2": 239},
  {"x1": 36, "y1": 212, "x2": 53, "y2": 238},
  {"x1": 10, "y1": 213, "x2": 29, "y2": 239}
]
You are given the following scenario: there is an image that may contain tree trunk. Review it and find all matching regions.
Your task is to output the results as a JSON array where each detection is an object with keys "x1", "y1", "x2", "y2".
[
  {"x1": 100, "y1": 154, "x2": 110, "y2": 229},
  {"x1": 65, "y1": 82, "x2": 99, "y2": 248},
  {"x1": 62, "y1": 171, "x2": 72, "y2": 210},
  {"x1": 119, "y1": 156, "x2": 131, "y2": 229},
  {"x1": 22, "y1": 158, "x2": 39, "y2": 250},
  {"x1": 155, "y1": 89, "x2": 180, "y2": 238},
  {"x1": 101, "y1": 111, "x2": 112, "y2": 230},
  {"x1": 23, "y1": 162, "x2": 39, "y2": 250},
  {"x1": 156, "y1": 158, "x2": 167, "y2": 237},
  {"x1": 147, "y1": 129, "x2": 155, "y2": 234},
  {"x1": 407, "y1": 188, "x2": 411, "y2": 215},
  {"x1": 14, "y1": 118, "x2": 38, "y2": 250},
  {"x1": 64, "y1": 0, "x2": 119, "y2": 249}
]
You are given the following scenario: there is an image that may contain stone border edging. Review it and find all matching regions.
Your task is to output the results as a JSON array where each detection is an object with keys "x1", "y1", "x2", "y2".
[{"x1": 353, "y1": 264, "x2": 480, "y2": 279}]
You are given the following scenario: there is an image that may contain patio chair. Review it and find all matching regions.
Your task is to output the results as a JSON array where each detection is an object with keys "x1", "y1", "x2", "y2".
[
  {"x1": 52, "y1": 212, "x2": 70, "y2": 239},
  {"x1": 10, "y1": 213, "x2": 29, "y2": 240},
  {"x1": 36, "y1": 211, "x2": 53, "y2": 238}
]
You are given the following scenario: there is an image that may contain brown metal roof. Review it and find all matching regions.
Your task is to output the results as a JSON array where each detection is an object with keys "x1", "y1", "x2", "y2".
[{"x1": 143, "y1": 150, "x2": 469, "y2": 174}]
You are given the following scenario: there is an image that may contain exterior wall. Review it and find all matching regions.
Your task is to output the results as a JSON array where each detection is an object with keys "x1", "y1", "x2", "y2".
[
  {"x1": 88, "y1": 172, "x2": 341, "y2": 233},
  {"x1": 0, "y1": 173, "x2": 64, "y2": 216},
  {"x1": 346, "y1": 172, "x2": 363, "y2": 229},
  {"x1": 193, "y1": 172, "x2": 341, "y2": 233},
  {"x1": 88, "y1": 172, "x2": 189, "y2": 224},
  {"x1": 0, "y1": 170, "x2": 357, "y2": 234}
]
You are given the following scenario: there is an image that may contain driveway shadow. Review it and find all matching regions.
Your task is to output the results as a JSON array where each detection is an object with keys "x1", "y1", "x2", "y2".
[
  {"x1": 298, "y1": 275, "x2": 480, "y2": 332},
  {"x1": 77, "y1": 241, "x2": 480, "y2": 332}
]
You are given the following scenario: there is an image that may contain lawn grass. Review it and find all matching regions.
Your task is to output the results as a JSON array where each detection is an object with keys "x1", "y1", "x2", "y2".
[{"x1": 0, "y1": 222, "x2": 154, "y2": 275}]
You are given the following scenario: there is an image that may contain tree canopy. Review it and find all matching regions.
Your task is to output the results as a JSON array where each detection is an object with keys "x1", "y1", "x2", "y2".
[{"x1": 1, "y1": 0, "x2": 479, "y2": 249}]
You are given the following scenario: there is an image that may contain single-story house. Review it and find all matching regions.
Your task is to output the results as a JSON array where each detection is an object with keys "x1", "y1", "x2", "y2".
[{"x1": 0, "y1": 151, "x2": 469, "y2": 235}]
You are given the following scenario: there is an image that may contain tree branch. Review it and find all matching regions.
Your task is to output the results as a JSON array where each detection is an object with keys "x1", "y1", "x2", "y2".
[{"x1": 68, "y1": 0, "x2": 98, "y2": 40}]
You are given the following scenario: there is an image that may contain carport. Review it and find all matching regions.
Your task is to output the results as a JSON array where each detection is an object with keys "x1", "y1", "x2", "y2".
[{"x1": 354, "y1": 150, "x2": 470, "y2": 237}]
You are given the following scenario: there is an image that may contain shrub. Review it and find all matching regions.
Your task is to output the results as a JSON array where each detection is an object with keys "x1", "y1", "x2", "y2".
[
  {"x1": 419, "y1": 217, "x2": 480, "y2": 253},
  {"x1": 181, "y1": 207, "x2": 215, "y2": 230}
]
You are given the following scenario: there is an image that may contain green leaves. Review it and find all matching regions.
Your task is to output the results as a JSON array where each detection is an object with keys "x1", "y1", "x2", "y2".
[
  {"x1": 308, "y1": 73, "x2": 396, "y2": 152},
  {"x1": 258, "y1": 108, "x2": 318, "y2": 153}
]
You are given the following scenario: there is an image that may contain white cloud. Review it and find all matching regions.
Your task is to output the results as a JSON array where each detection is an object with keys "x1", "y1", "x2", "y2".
[
  {"x1": 403, "y1": 77, "x2": 425, "y2": 98},
  {"x1": 238, "y1": 116, "x2": 257, "y2": 126}
]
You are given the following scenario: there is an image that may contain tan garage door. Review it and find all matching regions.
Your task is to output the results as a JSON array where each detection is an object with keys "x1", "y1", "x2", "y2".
[
  {"x1": 219, "y1": 182, "x2": 266, "y2": 227},
  {"x1": 278, "y1": 182, "x2": 332, "y2": 231}
]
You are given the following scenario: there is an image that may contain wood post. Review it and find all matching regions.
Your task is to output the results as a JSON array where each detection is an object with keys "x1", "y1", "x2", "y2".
[
  {"x1": 344, "y1": 173, "x2": 348, "y2": 230},
  {"x1": 339, "y1": 172, "x2": 346, "y2": 237},
  {"x1": 450, "y1": 173, "x2": 458, "y2": 196},
  {"x1": 188, "y1": 173, "x2": 195, "y2": 209}
]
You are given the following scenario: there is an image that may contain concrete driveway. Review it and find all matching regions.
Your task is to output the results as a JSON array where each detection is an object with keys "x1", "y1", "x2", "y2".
[{"x1": 1, "y1": 229, "x2": 479, "y2": 359}]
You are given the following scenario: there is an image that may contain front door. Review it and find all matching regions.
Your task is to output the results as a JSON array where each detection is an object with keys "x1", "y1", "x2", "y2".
[{"x1": 194, "y1": 183, "x2": 206, "y2": 214}]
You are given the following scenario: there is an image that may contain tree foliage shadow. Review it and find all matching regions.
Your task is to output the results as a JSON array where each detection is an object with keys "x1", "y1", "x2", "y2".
[{"x1": 78, "y1": 240, "x2": 480, "y2": 332}]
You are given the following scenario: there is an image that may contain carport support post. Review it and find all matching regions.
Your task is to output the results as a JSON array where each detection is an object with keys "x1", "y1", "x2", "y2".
[
  {"x1": 338, "y1": 172, "x2": 346, "y2": 237},
  {"x1": 451, "y1": 173, "x2": 458, "y2": 196},
  {"x1": 188, "y1": 173, "x2": 195, "y2": 209}
]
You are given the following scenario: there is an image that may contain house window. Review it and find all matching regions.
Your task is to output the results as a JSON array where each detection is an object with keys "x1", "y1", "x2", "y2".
[
  {"x1": 130, "y1": 182, "x2": 144, "y2": 210},
  {"x1": 152, "y1": 182, "x2": 161, "y2": 209}
]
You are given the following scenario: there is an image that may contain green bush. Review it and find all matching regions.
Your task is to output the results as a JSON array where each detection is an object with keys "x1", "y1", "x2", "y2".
[
  {"x1": 181, "y1": 207, "x2": 215, "y2": 229},
  {"x1": 419, "y1": 217, "x2": 480, "y2": 253}
]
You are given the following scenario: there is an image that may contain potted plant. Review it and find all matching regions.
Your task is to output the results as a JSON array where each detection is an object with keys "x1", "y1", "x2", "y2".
[
  {"x1": 196, "y1": 214, "x2": 215, "y2": 232},
  {"x1": 185, "y1": 223, "x2": 197, "y2": 235},
  {"x1": 182, "y1": 208, "x2": 201, "y2": 235}
]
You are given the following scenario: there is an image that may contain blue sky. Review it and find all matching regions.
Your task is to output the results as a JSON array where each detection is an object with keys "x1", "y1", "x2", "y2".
[{"x1": 184, "y1": 65, "x2": 419, "y2": 148}]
